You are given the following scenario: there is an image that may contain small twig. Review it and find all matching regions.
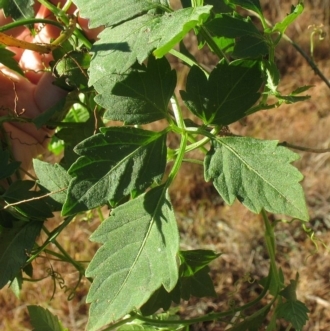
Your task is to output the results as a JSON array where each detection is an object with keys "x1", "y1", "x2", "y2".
[
  {"x1": 3, "y1": 188, "x2": 66, "y2": 209},
  {"x1": 279, "y1": 141, "x2": 330, "y2": 153},
  {"x1": 284, "y1": 34, "x2": 330, "y2": 89}
]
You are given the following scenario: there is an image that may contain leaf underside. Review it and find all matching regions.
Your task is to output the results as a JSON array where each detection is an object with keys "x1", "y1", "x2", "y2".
[
  {"x1": 204, "y1": 137, "x2": 309, "y2": 220},
  {"x1": 85, "y1": 185, "x2": 179, "y2": 331},
  {"x1": 62, "y1": 127, "x2": 167, "y2": 215}
]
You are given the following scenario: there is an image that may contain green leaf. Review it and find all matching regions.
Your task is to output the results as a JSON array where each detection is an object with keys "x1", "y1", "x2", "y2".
[
  {"x1": 140, "y1": 285, "x2": 174, "y2": 315},
  {"x1": 272, "y1": 4, "x2": 304, "y2": 35},
  {"x1": 33, "y1": 160, "x2": 71, "y2": 208},
  {"x1": 179, "y1": 249, "x2": 220, "y2": 276},
  {"x1": 86, "y1": 185, "x2": 179, "y2": 331},
  {"x1": 52, "y1": 51, "x2": 91, "y2": 89},
  {"x1": 232, "y1": 34, "x2": 268, "y2": 58},
  {"x1": 28, "y1": 305, "x2": 68, "y2": 331},
  {"x1": 205, "y1": 15, "x2": 268, "y2": 58},
  {"x1": 180, "y1": 266, "x2": 216, "y2": 300},
  {"x1": 3, "y1": 181, "x2": 54, "y2": 219},
  {"x1": 0, "y1": 0, "x2": 34, "y2": 20},
  {"x1": 10, "y1": 272, "x2": 22, "y2": 298},
  {"x1": 277, "y1": 300, "x2": 309, "y2": 331},
  {"x1": 228, "y1": 0, "x2": 262, "y2": 17},
  {"x1": 62, "y1": 127, "x2": 167, "y2": 216},
  {"x1": 89, "y1": 6, "x2": 212, "y2": 85},
  {"x1": 180, "y1": 59, "x2": 263, "y2": 125},
  {"x1": 0, "y1": 46, "x2": 24, "y2": 76},
  {"x1": 57, "y1": 116, "x2": 96, "y2": 170},
  {"x1": 72, "y1": 0, "x2": 167, "y2": 28},
  {"x1": 0, "y1": 220, "x2": 42, "y2": 289},
  {"x1": 206, "y1": 14, "x2": 263, "y2": 39},
  {"x1": 280, "y1": 273, "x2": 299, "y2": 301},
  {"x1": 204, "y1": 137, "x2": 309, "y2": 220},
  {"x1": 95, "y1": 56, "x2": 176, "y2": 124},
  {"x1": 0, "y1": 149, "x2": 20, "y2": 180}
]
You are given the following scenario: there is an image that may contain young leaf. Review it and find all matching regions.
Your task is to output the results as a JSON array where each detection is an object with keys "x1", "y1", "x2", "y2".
[
  {"x1": 277, "y1": 300, "x2": 309, "y2": 331},
  {"x1": 62, "y1": 127, "x2": 167, "y2": 215},
  {"x1": 204, "y1": 137, "x2": 309, "y2": 221},
  {"x1": 86, "y1": 185, "x2": 179, "y2": 331},
  {"x1": 28, "y1": 305, "x2": 68, "y2": 331},
  {"x1": 180, "y1": 266, "x2": 216, "y2": 300},
  {"x1": 0, "y1": 0, "x2": 34, "y2": 20},
  {"x1": 180, "y1": 60, "x2": 263, "y2": 125},
  {"x1": 140, "y1": 285, "x2": 174, "y2": 315},
  {"x1": 94, "y1": 56, "x2": 176, "y2": 124},
  {"x1": 33, "y1": 159, "x2": 71, "y2": 206},
  {"x1": 89, "y1": 6, "x2": 212, "y2": 85},
  {"x1": 0, "y1": 46, "x2": 24, "y2": 76},
  {"x1": 179, "y1": 249, "x2": 220, "y2": 276},
  {"x1": 0, "y1": 220, "x2": 42, "y2": 289},
  {"x1": 279, "y1": 274, "x2": 299, "y2": 301},
  {"x1": 10, "y1": 272, "x2": 22, "y2": 298},
  {"x1": 3, "y1": 180, "x2": 54, "y2": 219},
  {"x1": 272, "y1": 3, "x2": 304, "y2": 35},
  {"x1": 0, "y1": 148, "x2": 20, "y2": 180}
]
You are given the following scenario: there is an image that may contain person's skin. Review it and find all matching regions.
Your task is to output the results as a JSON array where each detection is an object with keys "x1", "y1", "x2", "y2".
[{"x1": 0, "y1": 1, "x2": 100, "y2": 174}]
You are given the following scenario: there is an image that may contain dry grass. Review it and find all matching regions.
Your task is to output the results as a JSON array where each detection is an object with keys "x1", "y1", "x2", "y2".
[{"x1": 1, "y1": 1, "x2": 330, "y2": 330}]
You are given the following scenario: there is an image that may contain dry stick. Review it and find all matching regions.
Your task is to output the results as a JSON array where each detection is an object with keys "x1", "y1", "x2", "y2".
[
  {"x1": 279, "y1": 141, "x2": 330, "y2": 153},
  {"x1": 283, "y1": 34, "x2": 330, "y2": 89},
  {"x1": 3, "y1": 188, "x2": 66, "y2": 210}
]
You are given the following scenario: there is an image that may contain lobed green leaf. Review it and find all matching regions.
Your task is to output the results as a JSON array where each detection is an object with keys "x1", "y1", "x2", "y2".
[
  {"x1": 95, "y1": 56, "x2": 176, "y2": 124},
  {"x1": 277, "y1": 300, "x2": 309, "y2": 331},
  {"x1": 28, "y1": 305, "x2": 68, "y2": 331},
  {"x1": 86, "y1": 185, "x2": 179, "y2": 331},
  {"x1": 62, "y1": 127, "x2": 167, "y2": 215},
  {"x1": 181, "y1": 59, "x2": 263, "y2": 125},
  {"x1": 204, "y1": 137, "x2": 309, "y2": 220},
  {"x1": 89, "y1": 6, "x2": 212, "y2": 85}
]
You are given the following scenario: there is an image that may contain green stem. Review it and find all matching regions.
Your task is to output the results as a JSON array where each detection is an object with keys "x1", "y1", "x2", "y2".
[
  {"x1": 184, "y1": 126, "x2": 220, "y2": 154},
  {"x1": 37, "y1": 0, "x2": 92, "y2": 50},
  {"x1": 0, "y1": 19, "x2": 63, "y2": 32},
  {"x1": 102, "y1": 315, "x2": 136, "y2": 331},
  {"x1": 169, "y1": 49, "x2": 209, "y2": 76},
  {"x1": 42, "y1": 226, "x2": 88, "y2": 279},
  {"x1": 166, "y1": 96, "x2": 188, "y2": 187},
  {"x1": 26, "y1": 216, "x2": 73, "y2": 264},
  {"x1": 261, "y1": 209, "x2": 282, "y2": 292},
  {"x1": 199, "y1": 26, "x2": 230, "y2": 64},
  {"x1": 131, "y1": 282, "x2": 270, "y2": 326}
]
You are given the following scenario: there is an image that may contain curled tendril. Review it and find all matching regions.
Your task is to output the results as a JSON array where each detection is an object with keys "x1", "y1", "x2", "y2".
[
  {"x1": 302, "y1": 224, "x2": 330, "y2": 262},
  {"x1": 46, "y1": 266, "x2": 81, "y2": 301}
]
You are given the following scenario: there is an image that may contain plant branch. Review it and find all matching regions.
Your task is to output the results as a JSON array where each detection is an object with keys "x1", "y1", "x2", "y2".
[{"x1": 279, "y1": 141, "x2": 330, "y2": 153}]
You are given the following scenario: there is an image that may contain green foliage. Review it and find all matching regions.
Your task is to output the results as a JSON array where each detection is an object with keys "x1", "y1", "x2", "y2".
[
  {"x1": 0, "y1": 0, "x2": 34, "y2": 20},
  {"x1": 204, "y1": 137, "x2": 309, "y2": 220},
  {"x1": 0, "y1": 0, "x2": 315, "y2": 330},
  {"x1": 28, "y1": 305, "x2": 68, "y2": 331},
  {"x1": 0, "y1": 46, "x2": 24, "y2": 76},
  {"x1": 0, "y1": 220, "x2": 42, "y2": 289},
  {"x1": 86, "y1": 185, "x2": 179, "y2": 331}
]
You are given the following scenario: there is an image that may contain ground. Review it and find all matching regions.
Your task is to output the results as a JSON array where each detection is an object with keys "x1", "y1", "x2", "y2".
[{"x1": 1, "y1": 1, "x2": 330, "y2": 330}]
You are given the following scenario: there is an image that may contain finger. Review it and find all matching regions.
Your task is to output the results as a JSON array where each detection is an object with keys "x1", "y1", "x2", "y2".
[{"x1": 3, "y1": 122, "x2": 50, "y2": 171}]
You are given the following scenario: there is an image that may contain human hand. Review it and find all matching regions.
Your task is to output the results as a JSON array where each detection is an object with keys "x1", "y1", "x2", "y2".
[{"x1": 0, "y1": 1, "x2": 100, "y2": 174}]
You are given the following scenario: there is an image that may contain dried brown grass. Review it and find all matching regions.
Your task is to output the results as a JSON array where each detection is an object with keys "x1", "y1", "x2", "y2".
[{"x1": 1, "y1": 1, "x2": 330, "y2": 330}]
